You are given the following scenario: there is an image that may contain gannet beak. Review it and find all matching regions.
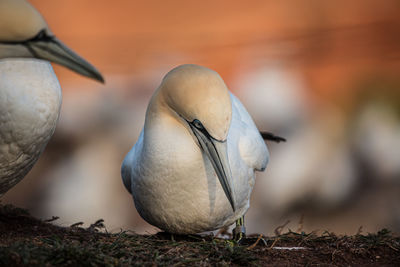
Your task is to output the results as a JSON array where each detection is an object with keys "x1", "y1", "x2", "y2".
[
  {"x1": 189, "y1": 121, "x2": 236, "y2": 212},
  {"x1": 25, "y1": 33, "x2": 104, "y2": 83}
]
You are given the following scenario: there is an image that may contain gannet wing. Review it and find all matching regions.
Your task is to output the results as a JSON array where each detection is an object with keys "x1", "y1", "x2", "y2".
[
  {"x1": 228, "y1": 93, "x2": 269, "y2": 172},
  {"x1": 121, "y1": 130, "x2": 144, "y2": 194}
]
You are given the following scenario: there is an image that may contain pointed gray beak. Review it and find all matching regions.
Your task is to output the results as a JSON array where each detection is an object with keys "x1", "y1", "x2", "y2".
[
  {"x1": 190, "y1": 122, "x2": 236, "y2": 212},
  {"x1": 26, "y1": 35, "x2": 104, "y2": 83}
]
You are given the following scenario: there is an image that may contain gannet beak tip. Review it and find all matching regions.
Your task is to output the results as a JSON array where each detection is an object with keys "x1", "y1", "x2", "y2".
[{"x1": 92, "y1": 70, "x2": 105, "y2": 84}]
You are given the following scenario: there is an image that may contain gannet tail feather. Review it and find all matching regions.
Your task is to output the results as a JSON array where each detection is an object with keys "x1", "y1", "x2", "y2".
[{"x1": 260, "y1": 131, "x2": 286, "y2": 143}]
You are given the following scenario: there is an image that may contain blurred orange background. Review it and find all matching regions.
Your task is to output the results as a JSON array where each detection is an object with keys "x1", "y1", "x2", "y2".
[{"x1": 3, "y1": 0, "x2": 400, "y2": 235}]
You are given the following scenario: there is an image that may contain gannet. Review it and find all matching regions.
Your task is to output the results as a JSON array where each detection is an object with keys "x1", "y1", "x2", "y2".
[
  {"x1": 122, "y1": 64, "x2": 281, "y2": 240},
  {"x1": 0, "y1": 0, "x2": 103, "y2": 196}
]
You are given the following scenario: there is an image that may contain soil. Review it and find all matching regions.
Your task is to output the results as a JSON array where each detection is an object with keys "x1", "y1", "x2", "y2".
[{"x1": 0, "y1": 204, "x2": 399, "y2": 266}]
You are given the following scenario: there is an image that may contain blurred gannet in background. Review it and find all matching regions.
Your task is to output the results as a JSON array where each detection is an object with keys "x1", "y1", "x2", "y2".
[
  {"x1": 0, "y1": 0, "x2": 103, "y2": 196},
  {"x1": 122, "y1": 64, "x2": 283, "y2": 240}
]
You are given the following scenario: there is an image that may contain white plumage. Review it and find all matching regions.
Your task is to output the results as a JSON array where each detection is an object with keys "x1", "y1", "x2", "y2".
[
  {"x1": 0, "y1": 59, "x2": 61, "y2": 195},
  {"x1": 0, "y1": 0, "x2": 103, "y2": 195},
  {"x1": 122, "y1": 64, "x2": 268, "y2": 233}
]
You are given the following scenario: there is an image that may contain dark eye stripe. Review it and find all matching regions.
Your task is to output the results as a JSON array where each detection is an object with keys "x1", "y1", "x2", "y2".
[
  {"x1": 28, "y1": 29, "x2": 55, "y2": 43},
  {"x1": 188, "y1": 119, "x2": 223, "y2": 143},
  {"x1": 0, "y1": 29, "x2": 54, "y2": 45}
]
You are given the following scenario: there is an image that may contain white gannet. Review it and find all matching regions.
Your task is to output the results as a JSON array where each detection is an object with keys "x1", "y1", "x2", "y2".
[
  {"x1": 122, "y1": 64, "x2": 281, "y2": 240},
  {"x1": 0, "y1": 0, "x2": 103, "y2": 196}
]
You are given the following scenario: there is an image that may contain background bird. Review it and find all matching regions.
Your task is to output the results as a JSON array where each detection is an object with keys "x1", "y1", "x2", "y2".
[
  {"x1": 0, "y1": 0, "x2": 103, "y2": 196},
  {"x1": 122, "y1": 64, "x2": 279, "y2": 240}
]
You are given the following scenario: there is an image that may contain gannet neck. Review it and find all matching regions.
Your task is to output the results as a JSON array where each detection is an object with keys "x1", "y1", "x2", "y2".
[
  {"x1": 0, "y1": 0, "x2": 50, "y2": 42},
  {"x1": 155, "y1": 64, "x2": 232, "y2": 141}
]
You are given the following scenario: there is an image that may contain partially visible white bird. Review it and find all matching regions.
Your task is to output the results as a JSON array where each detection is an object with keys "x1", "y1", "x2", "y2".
[
  {"x1": 0, "y1": 0, "x2": 103, "y2": 196},
  {"x1": 122, "y1": 64, "x2": 281, "y2": 239}
]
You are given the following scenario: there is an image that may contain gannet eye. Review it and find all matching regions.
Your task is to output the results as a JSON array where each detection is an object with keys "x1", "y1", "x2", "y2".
[
  {"x1": 36, "y1": 29, "x2": 46, "y2": 39},
  {"x1": 192, "y1": 119, "x2": 204, "y2": 129},
  {"x1": 31, "y1": 29, "x2": 54, "y2": 42}
]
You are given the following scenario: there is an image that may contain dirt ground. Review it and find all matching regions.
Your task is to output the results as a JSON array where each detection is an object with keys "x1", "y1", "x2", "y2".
[{"x1": 0, "y1": 204, "x2": 399, "y2": 266}]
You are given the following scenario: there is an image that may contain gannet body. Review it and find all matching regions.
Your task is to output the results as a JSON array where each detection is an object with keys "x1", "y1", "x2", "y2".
[
  {"x1": 122, "y1": 65, "x2": 269, "y2": 234},
  {"x1": 0, "y1": 60, "x2": 61, "y2": 195},
  {"x1": 0, "y1": 0, "x2": 103, "y2": 195}
]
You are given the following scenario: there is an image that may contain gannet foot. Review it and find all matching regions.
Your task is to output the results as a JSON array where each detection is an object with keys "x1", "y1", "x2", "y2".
[{"x1": 232, "y1": 216, "x2": 246, "y2": 243}]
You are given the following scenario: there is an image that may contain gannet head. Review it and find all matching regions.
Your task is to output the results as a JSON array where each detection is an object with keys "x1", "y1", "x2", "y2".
[
  {"x1": 0, "y1": 0, "x2": 104, "y2": 83},
  {"x1": 161, "y1": 64, "x2": 232, "y2": 141},
  {"x1": 159, "y1": 64, "x2": 236, "y2": 211}
]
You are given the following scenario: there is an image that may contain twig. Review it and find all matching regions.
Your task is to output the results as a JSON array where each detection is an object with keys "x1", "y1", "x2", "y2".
[
  {"x1": 356, "y1": 226, "x2": 363, "y2": 235},
  {"x1": 269, "y1": 238, "x2": 280, "y2": 249},
  {"x1": 247, "y1": 234, "x2": 263, "y2": 250},
  {"x1": 215, "y1": 226, "x2": 230, "y2": 238},
  {"x1": 388, "y1": 244, "x2": 399, "y2": 252},
  {"x1": 44, "y1": 216, "x2": 59, "y2": 223},
  {"x1": 274, "y1": 220, "x2": 290, "y2": 236},
  {"x1": 296, "y1": 214, "x2": 304, "y2": 233},
  {"x1": 270, "y1": 220, "x2": 290, "y2": 249},
  {"x1": 88, "y1": 219, "x2": 105, "y2": 232},
  {"x1": 70, "y1": 222, "x2": 84, "y2": 228}
]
